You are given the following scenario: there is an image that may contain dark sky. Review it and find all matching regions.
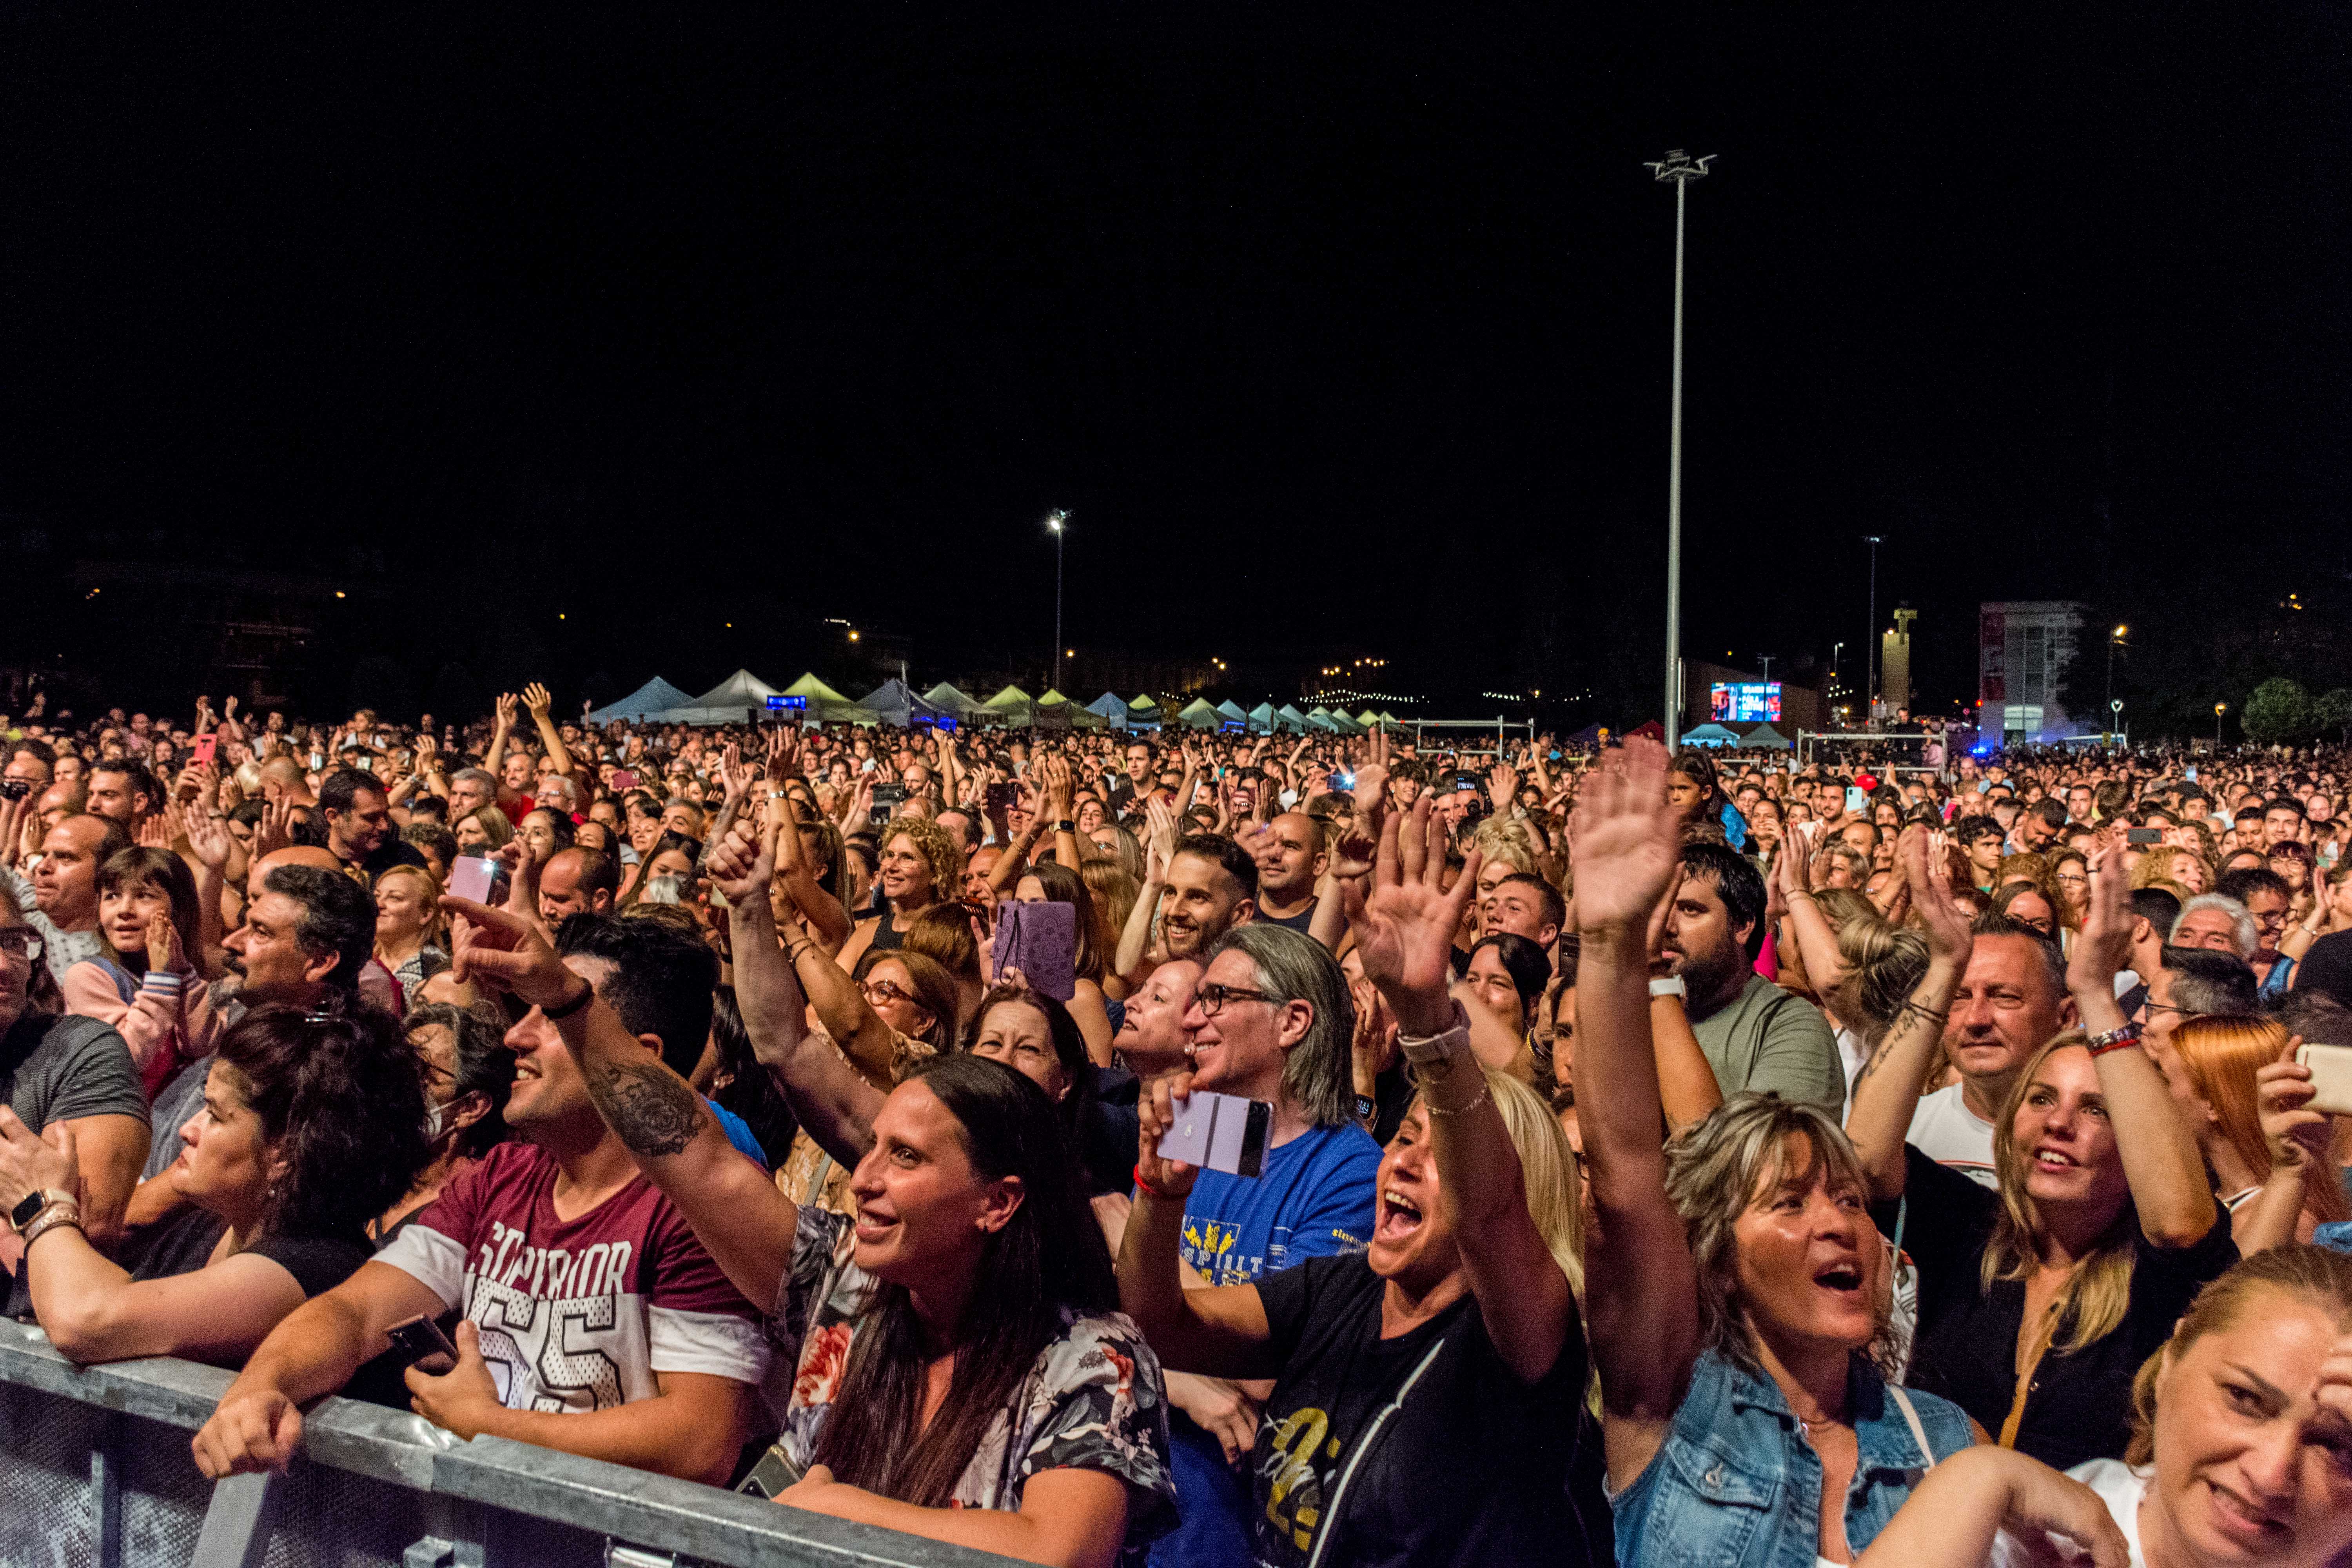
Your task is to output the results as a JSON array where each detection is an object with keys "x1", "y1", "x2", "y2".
[{"x1": 3, "y1": 5, "x2": 2346, "y2": 719}]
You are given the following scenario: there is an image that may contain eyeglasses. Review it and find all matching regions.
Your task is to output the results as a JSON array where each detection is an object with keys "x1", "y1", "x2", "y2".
[
  {"x1": 2141, "y1": 1001, "x2": 2195, "y2": 1019},
  {"x1": 0, "y1": 929, "x2": 42, "y2": 962},
  {"x1": 861, "y1": 979, "x2": 915, "y2": 1008},
  {"x1": 1194, "y1": 982, "x2": 1279, "y2": 1017}
]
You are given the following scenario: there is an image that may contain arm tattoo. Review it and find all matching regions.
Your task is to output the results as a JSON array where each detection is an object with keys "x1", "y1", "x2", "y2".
[
  {"x1": 1853, "y1": 1000, "x2": 1940, "y2": 1091},
  {"x1": 583, "y1": 1056, "x2": 706, "y2": 1158}
]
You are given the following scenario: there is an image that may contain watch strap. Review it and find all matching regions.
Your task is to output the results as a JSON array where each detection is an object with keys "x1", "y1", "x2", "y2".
[
  {"x1": 21, "y1": 1201, "x2": 82, "y2": 1249},
  {"x1": 1397, "y1": 1002, "x2": 1472, "y2": 1067},
  {"x1": 1648, "y1": 975, "x2": 1688, "y2": 999}
]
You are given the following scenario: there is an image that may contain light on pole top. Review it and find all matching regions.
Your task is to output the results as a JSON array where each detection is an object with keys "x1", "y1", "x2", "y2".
[
  {"x1": 1046, "y1": 509, "x2": 1069, "y2": 534},
  {"x1": 1646, "y1": 149, "x2": 1717, "y2": 184}
]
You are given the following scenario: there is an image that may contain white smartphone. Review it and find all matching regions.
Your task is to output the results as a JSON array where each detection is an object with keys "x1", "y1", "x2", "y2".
[
  {"x1": 2297, "y1": 1043, "x2": 2352, "y2": 1117},
  {"x1": 448, "y1": 855, "x2": 498, "y2": 905},
  {"x1": 1156, "y1": 1090, "x2": 1272, "y2": 1178}
]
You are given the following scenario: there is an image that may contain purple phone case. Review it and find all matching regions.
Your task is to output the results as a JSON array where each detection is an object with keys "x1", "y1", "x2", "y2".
[{"x1": 991, "y1": 899, "x2": 1078, "y2": 1002}]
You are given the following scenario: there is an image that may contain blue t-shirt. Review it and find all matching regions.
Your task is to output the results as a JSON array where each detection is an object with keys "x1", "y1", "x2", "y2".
[
  {"x1": 706, "y1": 1099, "x2": 769, "y2": 1171},
  {"x1": 1151, "y1": 1121, "x2": 1380, "y2": 1568}
]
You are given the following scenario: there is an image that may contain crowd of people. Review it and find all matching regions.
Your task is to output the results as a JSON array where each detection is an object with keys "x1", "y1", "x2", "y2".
[{"x1": 5, "y1": 688, "x2": 2352, "y2": 1567}]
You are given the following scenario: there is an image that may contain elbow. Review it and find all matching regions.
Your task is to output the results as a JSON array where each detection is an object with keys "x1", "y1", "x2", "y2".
[
  {"x1": 40, "y1": 1296, "x2": 125, "y2": 1365},
  {"x1": 2144, "y1": 1207, "x2": 2219, "y2": 1252}
]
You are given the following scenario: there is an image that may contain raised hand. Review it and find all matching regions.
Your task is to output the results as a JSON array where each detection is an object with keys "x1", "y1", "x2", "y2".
[
  {"x1": 145, "y1": 909, "x2": 187, "y2": 975},
  {"x1": 522, "y1": 682, "x2": 552, "y2": 718},
  {"x1": 2258, "y1": 1039, "x2": 2333, "y2": 1181},
  {"x1": 706, "y1": 817, "x2": 779, "y2": 906},
  {"x1": 439, "y1": 896, "x2": 578, "y2": 1010},
  {"x1": 1488, "y1": 760, "x2": 1519, "y2": 815},
  {"x1": 2065, "y1": 847, "x2": 2133, "y2": 993},
  {"x1": 1343, "y1": 797, "x2": 1484, "y2": 1035},
  {"x1": 1900, "y1": 827, "x2": 1972, "y2": 964},
  {"x1": 1143, "y1": 796, "x2": 1180, "y2": 871},
  {"x1": 1038, "y1": 752, "x2": 1075, "y2": 817},
  {"x1": 494, "y1": 692, "x2": 518, "y2": 731},
  {"x1": 183, "y1": 807, "x2": 233, "y2": 872},
  {"x1": 253, "y1": 798, "x2": 296, "y2": 861},
  {"x1": 1568, "y1": 737, "x2": 1681, "y2": 935},
  {"x1": 1136, "y1": 1069, "x2": 1203, "y2": 1201}
]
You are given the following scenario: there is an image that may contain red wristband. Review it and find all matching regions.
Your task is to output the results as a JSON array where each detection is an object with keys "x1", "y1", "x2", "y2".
[{"x1": 1133, "y1": 1163, "x2": 1180, "y2": 1202}]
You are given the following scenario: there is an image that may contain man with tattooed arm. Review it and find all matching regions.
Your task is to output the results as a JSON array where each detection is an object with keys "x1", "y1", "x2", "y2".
[{"x1": 191, "y1": 913, "x2": 768, "y2": 1486}]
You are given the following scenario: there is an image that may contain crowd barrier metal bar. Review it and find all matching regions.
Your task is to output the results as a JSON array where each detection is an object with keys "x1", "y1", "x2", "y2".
[{"x1": 0, "y1": 1319, "x2": 1022, "y2": 1568}]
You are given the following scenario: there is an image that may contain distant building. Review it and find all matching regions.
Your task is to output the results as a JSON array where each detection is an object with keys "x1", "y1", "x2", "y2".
[
  {"x1": 1978, "y1": 601, "x2": 2084, "y2": 742},
  {"x1": 1879, "y1": 608, "x2": 1916, "y2": 717}
]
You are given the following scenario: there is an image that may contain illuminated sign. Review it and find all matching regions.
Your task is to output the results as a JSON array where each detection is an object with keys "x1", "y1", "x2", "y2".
[
  {"x1": 1710, "y1": 682, "x2": 1782, "y2": 724},
  {"x1": 764, "y1": 695, "x2": 807, "y2": 712}
]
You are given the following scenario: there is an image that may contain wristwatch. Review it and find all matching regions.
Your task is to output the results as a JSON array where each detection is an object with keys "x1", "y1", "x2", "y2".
[
  {"x1": 11, "y1": 1188, "x2": 73, "y2": 1234},
  {"x1": 1397, "y1": 1003, "x2": 1472, "y2": 1069},
  {"x1": 1648, "y1": 975, "x2": 1688, "y2": 1000}
]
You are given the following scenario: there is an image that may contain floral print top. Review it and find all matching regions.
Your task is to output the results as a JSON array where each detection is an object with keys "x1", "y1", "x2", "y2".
[{"x1": 758, "y1": 1205, "x2": 1177, "y2": 1559}]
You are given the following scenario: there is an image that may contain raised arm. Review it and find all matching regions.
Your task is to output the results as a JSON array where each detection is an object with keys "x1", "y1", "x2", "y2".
[
  {"x1": 2067, "y1": 848, "x2": 2217, "y2": 1249},
  {"x1": 1113, "y1": 1068, "x2": 1280, "y2": 1380},
  {"x1": 770, "y1": 793, "x2": 852, "y2": 953},
  {"x1": 2241, "y1": 1046, "x2": 2333, "y2": 1255},
  {"x1": 1842, "y1": 828, "x2": 1969, "y2": 1198},
  {"x1": 713, "y1": 820, "x2": 887, "y2": 1170},
  {"x1": 482, "y1": 692, "x2": 517, "y2": 784},
  {"x1": 1563, "y1": 737, "x2": 1703, "y2": 1488},
  {"x1": 1642, "y1": 866, "x2": 1725, "y2": 1131},
  {"x1": 1346, "y1": 799, "x2": 1573, "y2": 1383},
  {"x1": 1773, "y1": 833, "x2": 1851, "y2": 995},
  {"x1": 522, "y1": 684, "x2": 572, "y2": 776},
  {"x1": 439, "y1": 891, "x2": 796, "y2": 1313}
]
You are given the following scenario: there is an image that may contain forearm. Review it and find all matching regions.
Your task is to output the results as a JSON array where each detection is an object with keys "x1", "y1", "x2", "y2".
[
  {"x1": 483, "y1": 726, "x2": 510, "y2": 776},
  {"x1": 471, "y1": 1390, "x2": 742, "y2": 1487},
  {"x1": 779, "y1": 867, "x2": 851, "y2": 952},
  {"x1": 787, "y1": 1481, "x2": 1114, "y2": 1568},
  {"x1": 228, "y1": 1289, "x2": 376, "y2": 1408},
  {"x1": 1647, "y1": 997, "x2": 1724, "y2": 1132},
  {"x1": 1306, "y1": 876, "x2": 1348, "y2": 955},
  {"x1": 533, "y1": 715, "x2": 572, "y2": 775},
  {"x1": 25, "y1": 1225, "x2": 137, "y2": 1352},
  {"x1": 1843, "y1": 956, "x2": 1961, "y2": 1196},
  {"x1": 194, "y1": 862, "x2": 226, "y2": 977},
  {"x1": 1115, "y1": 881, "x2": 1164, "y2": 983},
  {"x1": 786, "y1": 929, "x2": 897, "y2": 1082},
  {"x1": 990, "y1": 821, "x2": 1043, "y2": 893},
  {"x1": 2229, "y1": 1167, "x2": 2307, "y2": 1256},
  {"x1": 1784, "y1": 891, "x2": 1849, "y2": 991},
  {"x1": 2082, "y1": 1004, "x2": 2217, "y2": 1243}
]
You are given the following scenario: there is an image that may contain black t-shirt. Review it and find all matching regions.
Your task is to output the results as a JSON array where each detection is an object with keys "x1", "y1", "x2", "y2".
[
  {"x1": 127, "y1": 1205, "x2": 372, "y2": 1300},
  {"x1": 1078, "y1": 1065, "x2": 1141, "y2": 1196},
  {"x1": 1258, "y1": 905, "x2": 1317, "y2": 935},
  {"x1": 350, "y1": 836, "x2": 428, "y2": 878},
  {"x1": 1877, "y1": 1142, "x2": 2238, "y2": 1470},
  {"x1": 1251, "y1": 1251, "x2": 1605, "y2": 1568}
]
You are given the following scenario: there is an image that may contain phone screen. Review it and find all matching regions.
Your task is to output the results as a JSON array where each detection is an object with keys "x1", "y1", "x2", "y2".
[{"x1": 1844, "y1": 786, "x2": 1868, "y2": 813}]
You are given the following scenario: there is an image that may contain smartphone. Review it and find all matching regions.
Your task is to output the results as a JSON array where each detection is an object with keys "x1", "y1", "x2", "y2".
[
  {"x1": 1157, "y1": 1089, "x2": 1272, "y2": 1178},
  {"x1": 993, "y1": 898, "x2": 1078, "y2": 1002},
  {"x1": 2298, "y1": 1043, "x2": 2352, "y2": 1117},
  {"x1": 448, "y1": 855, "x2": 498, "y2": 905},
  {"x1": 385, "y1": 1312, "x2": 458, "y2": 1375},
  {"x1": 0, "y1": 779, "x2": 27, "y2": 802},
  {"x1": 986, "y1": 779, "x2": 1019, "y2": 812},
  {"x1": 191, "y1": 734, "x2": 218, "y2": 766},
  {"x1": 1327, "y1": 770, "x2": 1353, "y2": 791},
  {"x1": 2125, "y1": 828, "x2": 2165, "y2": 847},
  {"x1": 868, "y1": 782, "x2": 906, "y2": 826},
  {"x1": 2184, "y1": 766, "x2": 2197, "y2": 782},
  {"x1": 1844, "y1": 786, "x2": 1868, "y2": 813}
]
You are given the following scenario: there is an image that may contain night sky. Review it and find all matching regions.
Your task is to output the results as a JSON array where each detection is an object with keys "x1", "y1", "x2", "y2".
[{"x1": 3, "y1": 5, "x2": 2345, "y2": 722}]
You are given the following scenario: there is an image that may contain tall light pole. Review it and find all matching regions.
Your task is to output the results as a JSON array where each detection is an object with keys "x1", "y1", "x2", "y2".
[
  {"x1": 1647, "y1": 149, "x2": 1714, "y2": 746},
  {"x1": 1864, "y1": 535, "x2": 1883, "y2": 727},
  {"x1": 2105, "y1": 624, "x2": 2127, "y2": 737},
  {"x1": 2215, "y1": 701, "x2": 2227, "y2": 748},
  {"x1": 1046, "y1": 510, "x2": 1069, "y2": 692}
]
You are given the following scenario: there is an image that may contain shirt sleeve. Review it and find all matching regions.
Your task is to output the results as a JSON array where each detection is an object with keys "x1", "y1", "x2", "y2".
[
  {"x1": 1741, "y1": 990, "x2": 1847, "y2": 1114},
  {"x1": 42, "y1": 1020, "x2": 150, "y2": 1128},
  {"x1": 1014, "y1": 1315, "x2": 1178, "y2": 1548},
  {"x1": 1275, "y1": 1132, "x2": 1381, "y2": 1263},
  {"x1": 250, "y1": 1232, "x2": 373, "y2": 1299},
  {"x1": 643, "y1": 1198, "x2": 771, "y2": 1386},
  {"x1": 373, "y1": 1157, "x2": 489, "y2": 1311}
]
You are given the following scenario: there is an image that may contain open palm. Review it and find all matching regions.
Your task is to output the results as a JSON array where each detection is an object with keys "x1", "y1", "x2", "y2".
[
  {"x1": 1568, "y1": 737, "x2": 1681, "y2": 934},
  {"x1": 1344, "y1": 798, "x2": 1479, "y2": 1033}
]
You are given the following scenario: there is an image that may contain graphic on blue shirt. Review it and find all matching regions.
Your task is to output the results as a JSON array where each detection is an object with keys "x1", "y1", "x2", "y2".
[{"x1": 1172, "y1": 1123, "x2": 1380, "y2": 1285}]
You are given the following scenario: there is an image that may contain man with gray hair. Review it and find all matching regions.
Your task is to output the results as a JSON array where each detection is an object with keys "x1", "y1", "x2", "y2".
[
  {"x1": 445, "y1": 766, "x2": 499, "y2": 820},
  {"x1": 1149, "y1": 920, "x2": 1379, "y2": 1566}
]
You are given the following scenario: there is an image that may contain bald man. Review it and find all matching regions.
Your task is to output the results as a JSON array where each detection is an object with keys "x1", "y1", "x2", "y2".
[
  {"x1": 538, "y1": 845, "x2": 618, "y2": 925},
  {"x1": 1247, "y1": 812, "x2": 1328, "y2": 933},
  {"x1": 257, "y1": 755, "x2": 316, "y2": 808},
  {"x1": 2, "y1": 813, "x2": 124, "y2": 986}
]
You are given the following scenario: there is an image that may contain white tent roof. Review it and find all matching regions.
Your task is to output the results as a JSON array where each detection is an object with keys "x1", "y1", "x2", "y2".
[{"x1": 586, "y1": 677, "x2": 694, "y2": 724}]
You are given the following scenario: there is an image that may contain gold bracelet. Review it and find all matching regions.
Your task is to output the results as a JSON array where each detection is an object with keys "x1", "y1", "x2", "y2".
[{"x1": 1424, "y1": 1082, "x2": 1493, "y2": 1118}]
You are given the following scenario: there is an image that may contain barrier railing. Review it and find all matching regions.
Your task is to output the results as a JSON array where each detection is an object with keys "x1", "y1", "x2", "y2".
[{"x1": 0, "y1": 1319, "x2": 1017, "y2": 1568}]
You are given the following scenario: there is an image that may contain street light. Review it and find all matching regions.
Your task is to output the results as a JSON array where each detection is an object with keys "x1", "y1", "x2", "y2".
[
  {"x1": 1646, "y1": 148, "x2": 1714, "y2": 747},
  {"x1": 2106, "y1": 624, "x2": 2128, "y2": 736},
  {"x1": 1864, "y1": 536, "x2": 1883, "y2": 726},
  {"x1": 2215, "y1": 701, "x2": 2227, "y2": 747},
  {"x1": 1045, "y1": 510, "x2": 1069, "y2": 692}
]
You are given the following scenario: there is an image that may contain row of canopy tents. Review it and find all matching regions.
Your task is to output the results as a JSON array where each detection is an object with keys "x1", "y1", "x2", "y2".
[{"x1": 587, "y1": 670, "x2": 1405, "y2": 733}]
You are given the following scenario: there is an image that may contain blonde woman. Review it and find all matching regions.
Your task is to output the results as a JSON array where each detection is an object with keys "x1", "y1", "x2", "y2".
[
  {"x1": 370, "y1": 863, "x2": 448, "y2": 1003},
  {"x1": 1846, "y1": 836, "x2": 2234, "y2": 1469},
  {"x1": 1117, "y1": 799, "x2": 1606, "y2": 1565}
]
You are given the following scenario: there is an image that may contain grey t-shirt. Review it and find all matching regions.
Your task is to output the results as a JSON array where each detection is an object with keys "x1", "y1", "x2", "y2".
[
  {"x1": 1686, "y1": 973, "x2": 1845, "y2": 1115},
  {"x1": 0, "y1": 1010, "x2": 147, "y2": 1135}
]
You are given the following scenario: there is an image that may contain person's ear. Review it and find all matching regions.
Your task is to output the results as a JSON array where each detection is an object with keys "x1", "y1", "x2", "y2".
[
  {"x1": 447, "y1": 1090, "x2": 492, "y2": 1134},
  {"x1": 976, "y1": 1173, "x2": 1025, "y2": 1234},
  {"x1": 635, "y1": 1031, "x2": 665, "y2": 1060},
  {"x1": 1273, "y1": 998, "x2": 1313, "y2": 1053},
  {"x1": 301, "y1": 948, "x2": 339, "y2": 987},
  {"x1": 1233, "y1": 897, "x2": 1259, "y2": 928}
]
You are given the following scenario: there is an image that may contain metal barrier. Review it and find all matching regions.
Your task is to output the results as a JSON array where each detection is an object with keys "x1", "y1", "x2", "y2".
[{"x1": 0, "y1": 1319, "x2": 1017, "y2": 1568}]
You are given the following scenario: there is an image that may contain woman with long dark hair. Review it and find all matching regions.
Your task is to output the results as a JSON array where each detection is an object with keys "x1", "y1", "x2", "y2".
[{"x1": 441, "y1": 842, "x2": 1173, "y2": 1568}]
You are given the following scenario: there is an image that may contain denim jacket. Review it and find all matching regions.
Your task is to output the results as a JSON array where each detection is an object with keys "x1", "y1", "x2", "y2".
[{"x1": 1610, "y1": 1348, "x2": 1973, "y2": 1568}]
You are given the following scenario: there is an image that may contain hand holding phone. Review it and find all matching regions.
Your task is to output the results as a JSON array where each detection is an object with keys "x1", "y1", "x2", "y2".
[
  {"x1": 385, "y1": 1313, "x2": 459, "y2": 1375},
  {"x1": 2297, "y1": 1043, "x2": 2352, "y2": 1117},
  {"x1": 1156, "y1": 1089, "x2": 1272, "y2": 1178}
]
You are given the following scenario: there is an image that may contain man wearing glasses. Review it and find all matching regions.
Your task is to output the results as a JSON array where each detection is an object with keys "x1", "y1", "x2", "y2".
[{"x1": 1146, "y1": 922, "x2": 1378, "y2": 1568}]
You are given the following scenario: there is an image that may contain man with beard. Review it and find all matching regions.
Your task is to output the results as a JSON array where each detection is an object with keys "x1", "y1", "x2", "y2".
[
  {"x1": 1160, "y1": 833, "x2": 1258, "y2": 960},
  {"x1": 320, "y1": 768, "x2": 426, "y2": 881},
  {"x1": 1658, "y1": 842, "x2": 1842, "y2": 1114}
]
